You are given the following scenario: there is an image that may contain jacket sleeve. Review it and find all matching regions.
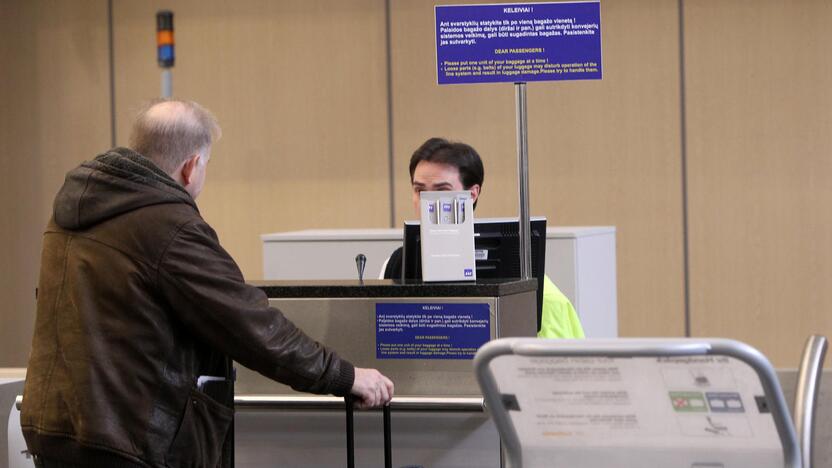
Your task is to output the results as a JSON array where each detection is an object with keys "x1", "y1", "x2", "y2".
[{"x1": 156, "y1": 219, "x2": 355, "y2": 396}]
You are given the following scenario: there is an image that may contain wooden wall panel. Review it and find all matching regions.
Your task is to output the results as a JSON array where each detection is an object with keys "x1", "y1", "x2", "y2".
[
  {"x1": 390, "y1": 0, "x2": 686, "y2": 337},
  {"x1": 113, "y1": 0, "x2": 390, "y2": 279},
  {"x1": 685, "y1": 0, "x2": 832, "y2": 366},
  {"x1": 0, "y1": 1, "x2": 111, "y2": 366}
]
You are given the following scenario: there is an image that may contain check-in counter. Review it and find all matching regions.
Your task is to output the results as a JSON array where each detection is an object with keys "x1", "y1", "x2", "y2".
[
  {"x1": 261, "y1": 226, "x2": 618, "y2": 338},
  {"x1": 234, "y1": 279, "x2": 537, "y2": 468}
]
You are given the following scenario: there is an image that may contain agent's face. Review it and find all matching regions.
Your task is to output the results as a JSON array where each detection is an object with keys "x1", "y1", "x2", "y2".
[{"x1": 411, "y1": 161, "x2": 479, "y2": 218}]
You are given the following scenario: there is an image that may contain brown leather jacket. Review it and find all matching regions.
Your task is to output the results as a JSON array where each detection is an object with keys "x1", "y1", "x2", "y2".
[{"x1": 21, "y1": 148, "x2": 354, "y2": 468}]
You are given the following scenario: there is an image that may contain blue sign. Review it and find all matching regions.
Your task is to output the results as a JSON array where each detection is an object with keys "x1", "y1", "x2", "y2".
[
  {"x1": 435, "y1": 1, "x2": 602, "y2": 84},
  {"x1": 376, "y1": 303, "x2": 490, "y2": 360}
]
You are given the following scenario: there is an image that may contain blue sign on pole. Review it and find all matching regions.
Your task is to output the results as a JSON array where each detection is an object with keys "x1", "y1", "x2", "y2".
[
  {"x1": 435, "y1": 1, "x2": 602, "y2": 85},
  {"x1": 376, "y1": 303, "x2": 491, "y2": 360}
]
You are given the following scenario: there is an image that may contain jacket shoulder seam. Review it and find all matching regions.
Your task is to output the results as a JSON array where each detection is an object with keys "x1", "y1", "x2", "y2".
[
  {"x1": 52, "y1": 232, "x2": 159, "y2": 271},
  {"x1": 154, "y1": 218, "x2": 199, "y2": 288}
]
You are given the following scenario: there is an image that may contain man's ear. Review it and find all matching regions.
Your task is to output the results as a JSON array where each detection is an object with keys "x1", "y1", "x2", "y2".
[{"x1": 180, "y1": 154, "x2": 201, "y2": 185}]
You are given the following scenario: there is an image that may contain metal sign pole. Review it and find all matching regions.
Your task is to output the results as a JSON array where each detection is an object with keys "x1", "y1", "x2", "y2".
[
  {"x1": 515, "y1": 82, "x2": 532, "y2": 280},
  {"x1": 161, "y1": 70, "x2": 172, "y2": 99}
]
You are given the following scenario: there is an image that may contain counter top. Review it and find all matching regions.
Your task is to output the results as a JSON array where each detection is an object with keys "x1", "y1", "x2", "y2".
[
  {"x1": 251, "y1": 278, "x2": 537, "y2": 298},
  {"x1": 261, "y1": 225, "x2": 615, "y2": 242}
]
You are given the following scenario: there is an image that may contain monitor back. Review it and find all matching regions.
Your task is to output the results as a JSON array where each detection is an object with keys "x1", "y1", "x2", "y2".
[{"x1": 403, "y1": 217, "x2": 547, "y2": 330}]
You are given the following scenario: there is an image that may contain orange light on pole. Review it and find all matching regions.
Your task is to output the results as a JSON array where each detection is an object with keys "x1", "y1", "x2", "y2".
[{"x1": 156, "y1": 11, "x2": 174, "y2": 68}]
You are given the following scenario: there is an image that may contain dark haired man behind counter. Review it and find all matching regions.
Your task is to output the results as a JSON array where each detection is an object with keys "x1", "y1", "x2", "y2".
[
  {"x1": 21, "y1": 99, "x2": 393, "y2": 468},
  {"x1": 382, "y1": 137, "x2": 585, "y2": 340}
]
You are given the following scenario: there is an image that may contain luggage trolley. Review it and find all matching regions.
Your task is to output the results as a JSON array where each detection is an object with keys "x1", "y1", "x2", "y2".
[{"x1": 474, "y1": 338, "x2": 801, "y2": 468}]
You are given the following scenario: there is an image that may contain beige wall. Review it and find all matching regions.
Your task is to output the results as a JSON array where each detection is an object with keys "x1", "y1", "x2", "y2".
[
  {"x1": 684, "y1": 0, "x2": 832, "y2": 366},
  {"x1": 0, "y1": 0, "x2": 111, "y2": 366},
  {"x1": 112, "y1": 0, "x2": 391, "y2": 278},
  {"x1": 1, "y1": 0, "x2": 830, "y2": 367}
]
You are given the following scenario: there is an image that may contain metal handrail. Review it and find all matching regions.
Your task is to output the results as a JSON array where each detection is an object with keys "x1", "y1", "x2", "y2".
[
  {"x1": 794, "y1": 335, "x2": 828, "y2": 468},
  {"x1": 15, "y1": 395, "x2": 485, "y2": 413},
  {"x1": 235, "y1": 395, "x2": 484, "y2": 412}
]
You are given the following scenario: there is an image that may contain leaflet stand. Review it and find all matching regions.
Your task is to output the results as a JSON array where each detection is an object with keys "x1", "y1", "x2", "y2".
[{"x1": 474, "y1": 338, "x2": 800, "y2": 468}]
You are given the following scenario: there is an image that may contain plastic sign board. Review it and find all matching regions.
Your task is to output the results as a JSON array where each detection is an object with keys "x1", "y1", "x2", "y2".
[
  {"x1": 487, "y1": 353, "x2": 783, "y2": 467},
  {"x1": 435, "y1": 1, "x2": 602, "y2": 84},
  {"x1": 376, "y1": 303, "x2": 490, "y2": 360}
]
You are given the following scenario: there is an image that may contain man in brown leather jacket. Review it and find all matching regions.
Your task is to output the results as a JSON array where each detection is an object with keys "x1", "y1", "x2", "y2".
[{"x1": 20, "y1": 100, "x2": 393, "y2": 468}]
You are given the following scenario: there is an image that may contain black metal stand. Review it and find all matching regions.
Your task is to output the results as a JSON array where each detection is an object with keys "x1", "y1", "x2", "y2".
[{"x1": 345, "y1": 395, "x2": 355, "y2": 468}]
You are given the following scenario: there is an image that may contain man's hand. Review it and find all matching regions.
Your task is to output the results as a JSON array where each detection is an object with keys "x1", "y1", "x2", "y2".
[{"x1": 351, "y1": 368, "x2": 394, "y2": 409}]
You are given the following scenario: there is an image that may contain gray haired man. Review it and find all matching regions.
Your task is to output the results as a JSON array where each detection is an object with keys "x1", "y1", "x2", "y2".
[{"x1": 21, "y1": 100, "x2": 393, "y2": 468}]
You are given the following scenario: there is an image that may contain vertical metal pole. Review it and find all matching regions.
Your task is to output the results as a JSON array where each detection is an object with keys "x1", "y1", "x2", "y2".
[
  {"x1": 161, "y1": 69, "x2": 173, "y2": 98},
  {"x1": 515, "y1": 82, "x2": 532, "y2": 280},
  {"x1": 795, "y1": 334, "x2": 828, "y2": 468}
]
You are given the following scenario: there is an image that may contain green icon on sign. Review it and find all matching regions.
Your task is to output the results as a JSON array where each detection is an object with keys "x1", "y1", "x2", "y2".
[{"x1": 669, "y1": 391, "x2": 708, "y2": 413}]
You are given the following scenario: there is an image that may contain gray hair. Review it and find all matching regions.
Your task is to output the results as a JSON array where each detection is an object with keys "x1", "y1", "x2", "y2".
[{"x1": 128, "y1": 99, "x2": 221, "y2": 174}]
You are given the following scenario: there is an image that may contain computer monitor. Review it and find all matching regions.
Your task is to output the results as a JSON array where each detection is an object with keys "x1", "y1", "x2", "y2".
[{"x1": 402, "y1": 217, "x2": 547, "y2": 331}]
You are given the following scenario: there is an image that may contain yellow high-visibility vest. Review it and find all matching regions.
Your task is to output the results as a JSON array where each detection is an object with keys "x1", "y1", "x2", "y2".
[{"x1": 537, "y1": 275, "x2": 585, "y2": 339}]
